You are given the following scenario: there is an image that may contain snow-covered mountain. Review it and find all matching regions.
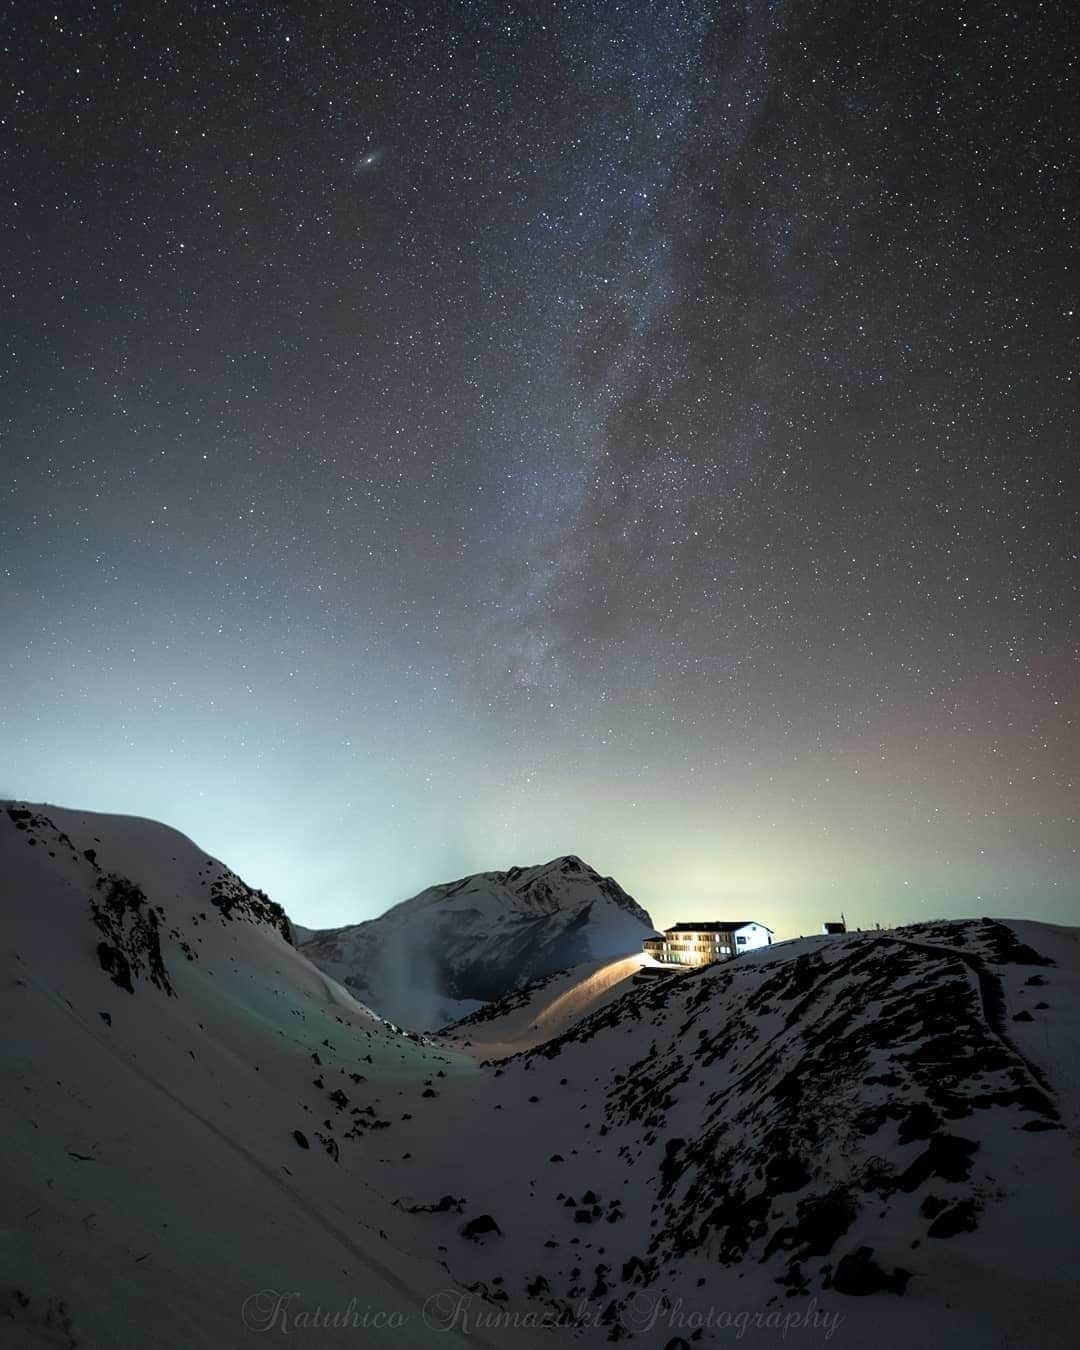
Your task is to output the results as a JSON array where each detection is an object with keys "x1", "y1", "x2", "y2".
[
  {"x1": 296, "y1": 856, "x2": 656, "y2": 1030},
  {"x1": 404, "y1": 918, "x2": 1080, "y2": 1349},
  {"x1": 4, "y1": 800, "x2": 1080, "y2": 1350},
  {"x1": 0, "y1": 801, "x2": 486, "y2": 1350}
]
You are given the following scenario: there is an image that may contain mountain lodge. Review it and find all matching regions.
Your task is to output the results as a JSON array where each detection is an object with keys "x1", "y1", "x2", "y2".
[{"x1": 643, "y1": 921, "x2": 774, "y2": 966}]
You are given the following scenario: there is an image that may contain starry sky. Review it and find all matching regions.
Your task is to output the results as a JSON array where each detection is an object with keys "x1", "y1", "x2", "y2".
[{"x1": 3, "y1": 1, "x2": 1077, "y2": 934}]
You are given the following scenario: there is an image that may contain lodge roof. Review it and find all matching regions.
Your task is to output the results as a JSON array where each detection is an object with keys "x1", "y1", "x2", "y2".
[{"x1": 665, "y1": 921, "x2": 769, "y2": 933}]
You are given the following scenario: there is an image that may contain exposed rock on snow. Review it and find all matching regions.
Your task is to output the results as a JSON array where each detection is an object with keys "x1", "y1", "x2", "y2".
[{"x1": 90, "y1": 873, "x2": 175, "y2": 996}]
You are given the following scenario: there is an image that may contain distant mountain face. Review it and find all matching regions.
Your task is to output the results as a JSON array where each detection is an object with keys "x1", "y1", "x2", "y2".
[{"x1": 296, "y1": 855, "x2": 655, "y2": 1030}]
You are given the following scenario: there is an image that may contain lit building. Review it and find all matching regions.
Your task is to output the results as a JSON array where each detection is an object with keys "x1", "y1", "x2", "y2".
[{"x1": 643, "y1": 921, "x2": 774, "y2": 966}]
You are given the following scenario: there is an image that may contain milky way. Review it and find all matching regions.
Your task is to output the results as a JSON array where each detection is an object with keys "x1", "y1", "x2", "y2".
[{"x1": 3, "y1": 2, "x2": 1076, "y2": 929}]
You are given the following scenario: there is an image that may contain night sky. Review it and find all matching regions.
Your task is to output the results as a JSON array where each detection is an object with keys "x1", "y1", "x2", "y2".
[{"x1": 4, "y1": 2, "x2": 1077, "y2": 933}]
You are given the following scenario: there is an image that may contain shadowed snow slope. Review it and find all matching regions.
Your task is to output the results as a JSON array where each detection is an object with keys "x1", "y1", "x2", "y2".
[
  {"x1": 296, "y1": 856, "x2": 655, "y2": 1030},
  {"x1": 4, "y1": 802, "x2": 1080, "y2": 1350},
  {"x1": 0, "y1": 803, "x2": 515, "y2": 1350}
]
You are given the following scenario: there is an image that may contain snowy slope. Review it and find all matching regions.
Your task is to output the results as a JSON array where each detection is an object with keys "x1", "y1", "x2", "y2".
[
  {"x1": 438, "y1": 954, "x2": 648, "y2": 1056},
  {"x1": 5, "y1": 802, "x2": 1080, "y2": 1349},
  {"x1": 0, "y1": 802, "x2": 536, "y2": 1350},
  {"x1": 391, "y1": 921, "x2": 1080, "y2": 1348},
  {"x1": 297, "y1": 856, "x2": 655, "y2": 1031}
]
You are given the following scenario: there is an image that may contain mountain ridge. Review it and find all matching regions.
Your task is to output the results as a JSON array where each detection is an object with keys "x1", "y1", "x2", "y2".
[{"x1": 302, "y1": 854, "x2": 651, "y2": 932}]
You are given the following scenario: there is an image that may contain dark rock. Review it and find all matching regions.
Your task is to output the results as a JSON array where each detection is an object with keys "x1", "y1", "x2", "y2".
[
  {"x1": 928, "y1": 1200, "x2": 979, "y2": 1239},
  {"x1": 765, "y1": 1187, "x2": 857, "y2": 1260},
  {"x1": 897, "y1": 1134, "x2": 978, "y2": 1191},
  {"x1": 832, "y1": 1246, "x2": 910, "y2": 1295},
  {"x1": 920, "y1": 1194, "x2": 948, "y2": 1219},
  {"x1": 897, "y1": 1102, "x2": 941, "y2": 1144},
  {"x1": 766, "y1": 1153, "x2": 811, "y2": 1194},
  {"x1": 659, "y1": 1138, "x2": 686, "y2": 1191},
  {"x1": 96, "y1": 942, "x2": 134, "y2": 994},
  {"x1": 90, "y1": 875, "x2": 173, "y2": 996}
]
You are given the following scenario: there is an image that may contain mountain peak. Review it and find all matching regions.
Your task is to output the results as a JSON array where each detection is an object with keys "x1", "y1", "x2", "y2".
[
  {"x1": 546, "y1": 854, "x2": 592, "y2": 875},
  {"x1": 298, "y1": 856, "x2": 654, "y2": 1029}
]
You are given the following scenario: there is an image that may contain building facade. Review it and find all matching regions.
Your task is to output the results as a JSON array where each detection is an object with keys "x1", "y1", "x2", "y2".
[{"x1": 643, "y1": 921, "x2": 774, "y2": 966}]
